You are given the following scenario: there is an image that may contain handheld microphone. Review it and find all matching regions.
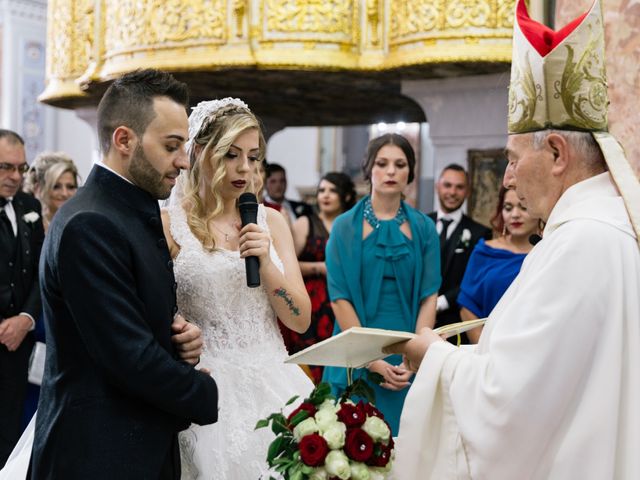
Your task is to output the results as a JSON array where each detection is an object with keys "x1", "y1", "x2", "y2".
[
  {"x1": 238, "y1": 192, "x2": 261, "y2": 288},
  {"x1": 529, "y1": 234, "x2": 542, "y2": 246}
]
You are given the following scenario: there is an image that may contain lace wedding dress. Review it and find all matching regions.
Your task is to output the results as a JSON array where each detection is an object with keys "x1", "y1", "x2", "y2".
[{"x1": 167, "y1": 203, "x2": 313, "y2": 479}]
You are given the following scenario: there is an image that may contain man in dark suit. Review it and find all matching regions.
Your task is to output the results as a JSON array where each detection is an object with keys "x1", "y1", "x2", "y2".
[
  {"x1": 264, "y1": 162, "x2": 312, "y2": 219},
  {"x1": 30, "y1": 70, "x2": 218, "y2": 479},
  {"x1": 428, "y1": 164, "x2": 491, "y2": 340},
  {"x1": 0, "y1": 130, "x2": 44, "y2": 467}
]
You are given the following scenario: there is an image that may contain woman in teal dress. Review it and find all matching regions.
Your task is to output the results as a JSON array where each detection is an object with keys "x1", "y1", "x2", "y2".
[{"x1": 322, "y1": 133, "x2": 441, "y2": 435}]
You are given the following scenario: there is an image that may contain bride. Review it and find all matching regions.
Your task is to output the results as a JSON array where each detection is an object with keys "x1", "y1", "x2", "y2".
[{"x1": 161, "y1": 98, "x2": 314, "y2": 479}]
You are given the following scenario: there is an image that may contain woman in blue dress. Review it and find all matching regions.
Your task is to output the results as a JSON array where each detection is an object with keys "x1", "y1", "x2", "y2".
[
  {"x1": 458, "y1": 187, "x2": 541, "y2": 343},
  {"x1": 322, "y1": 133, "x2": 441, "y2": 435}
]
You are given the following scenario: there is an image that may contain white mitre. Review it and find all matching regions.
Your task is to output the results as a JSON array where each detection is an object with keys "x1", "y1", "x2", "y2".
[{"x1": 509, "y1": 0, "x2": 640, "y2": 248}]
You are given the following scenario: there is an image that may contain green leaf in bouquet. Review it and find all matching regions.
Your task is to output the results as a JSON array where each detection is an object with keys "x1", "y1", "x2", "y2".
[
  {"x1": 255, "y1": 418, "x2": 270, "y2": 430},
  {"x1": 288, "y1": 410, "x2": 310, "y2": 428},
  {"x1": 285, "y1": 395, "x2": 300, "y2": 407},
  {"x1": 270, "y1": 413, "x2": 289, "y2": 435},
  {"x1": 366, "y1": 370, "x2": 385, "y2": 386},
  {"x1": 290, "y1": 470, "x2": 304, "y2": 480},
  {"x1": 300, "y1": 465, "x2": 314, "y2": 475},
  {"x1": 308, "y1": 382, "x2": 333, "y2": 405},
  {"x1": 267, "y1": 436, "x2": 285, "y2": 464}
]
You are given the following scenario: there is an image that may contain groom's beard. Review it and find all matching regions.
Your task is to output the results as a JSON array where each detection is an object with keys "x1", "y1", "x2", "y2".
[{"x1": 129, "y1": 144, "x2": 176, "y2": 200}]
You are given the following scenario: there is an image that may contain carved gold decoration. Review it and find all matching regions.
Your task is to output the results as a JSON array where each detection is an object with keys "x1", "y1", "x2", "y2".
[
  {"x1": 367, "y1": 0, "x2": 380, "y2": 46},
  {"x1": 41, "y1": 0, "x2": 516, "y2": 104},
  {"x1": 40, "y1": 0, "x2": 94, "y2": 101},
  {"x1": 233, "y1": 0, "x2": 247, "y2": 38},
  {"x1": 264, "y1": 0, "x2": 353, "y2": 36}
]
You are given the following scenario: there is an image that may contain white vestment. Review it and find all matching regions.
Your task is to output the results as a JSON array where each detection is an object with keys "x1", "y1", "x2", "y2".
[{"x1": 394, "y1": 172, "x2": 640, "y2": 480}]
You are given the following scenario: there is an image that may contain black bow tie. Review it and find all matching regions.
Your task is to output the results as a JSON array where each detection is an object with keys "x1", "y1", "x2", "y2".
[{"x1": 0, "y1": 197, "x2": 9, "y2": 207}]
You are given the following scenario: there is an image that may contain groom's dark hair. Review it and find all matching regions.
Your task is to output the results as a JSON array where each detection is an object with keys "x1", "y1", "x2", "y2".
[{"x1": 97, "y1": 69, "x2": 189, "y2": 155}]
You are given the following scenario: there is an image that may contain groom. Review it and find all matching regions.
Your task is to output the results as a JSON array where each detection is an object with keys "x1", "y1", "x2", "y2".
[{"x1": 29, "y1": 69, "x2": 219, "y2": 479}]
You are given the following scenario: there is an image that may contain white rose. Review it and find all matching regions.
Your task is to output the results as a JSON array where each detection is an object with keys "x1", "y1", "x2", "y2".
[
  {"x1": 318, "y1": 399, "x2": 338, "y2": 412},
  {"x1": 349, "y1": 462, "x2": 371, "y2": 480},
  {"x1": 293, "y1": 417, "x2": 318, "y2": 442},
  {"x1": 22, "y1": 211, "x2": 40, "y2": 223},
  {"x1": 368, "y1": 469, "x2": 387, "y2": 480},
  {"x1": 325, "y1": 450, "x2": 351, "y2": 480},
  {"x1": 315, "y1": 408, "x2": 339, "y2": 432},
  {"x1": 461, "y1": 228, "x2": 471, "y2": 242},
  {"x1": 309, "y1": 467, "x2": 328, "y2": 480},
  {"x1": 362, "y1": 416, "x2": 390, "y2": 443},
  {"x1": 321, "y1": 422, "x2": 346, "y2": 449}
]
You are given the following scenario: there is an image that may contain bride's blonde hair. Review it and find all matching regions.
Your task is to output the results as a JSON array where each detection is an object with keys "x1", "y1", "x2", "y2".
[{"x1": 183, "y1": 103, "x2": 266, "y2": 251}]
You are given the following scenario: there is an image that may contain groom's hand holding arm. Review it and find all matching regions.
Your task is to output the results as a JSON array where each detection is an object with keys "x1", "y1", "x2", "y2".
[{"x1": 384, "y1": 327, "x2": 444, "y2": 372}]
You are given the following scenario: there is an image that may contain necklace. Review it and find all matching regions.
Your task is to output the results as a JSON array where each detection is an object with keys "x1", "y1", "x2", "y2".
[
  {"x1": 363, "y1": 196, "x2": 406, "y2": 229},
  {"x1": 211, "y1": 220, "x2": 237, "y2": 242}
]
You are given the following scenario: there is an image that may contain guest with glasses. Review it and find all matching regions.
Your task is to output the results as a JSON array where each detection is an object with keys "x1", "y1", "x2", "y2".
[{"x1": 0, "y1": 129, "x2": 44, "y2": 468}]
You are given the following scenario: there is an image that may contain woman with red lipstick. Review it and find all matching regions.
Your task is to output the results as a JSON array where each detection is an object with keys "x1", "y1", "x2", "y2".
[
  {"x1": 161, "y1": 98, "x2": 313, "y2": 479},
  {"x1": 283, "y1": 172, "x2": 356, "y2": 383},
  {"x1": 458, "y1": 186, "x2": 541, "y2": 343},
  {"x1": 321, "y1": 133, "x2": 441, "y2": 435}
]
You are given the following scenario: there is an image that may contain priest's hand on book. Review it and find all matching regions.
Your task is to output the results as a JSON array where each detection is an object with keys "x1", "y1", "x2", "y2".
[{"x1": 383, "y1": 327, "x2": 444, "y2": 372}]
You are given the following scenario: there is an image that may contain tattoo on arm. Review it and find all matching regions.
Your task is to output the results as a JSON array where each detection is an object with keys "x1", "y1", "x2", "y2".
[{"x1": 273, "y1": 287, "x2": 300, "y2": 316}]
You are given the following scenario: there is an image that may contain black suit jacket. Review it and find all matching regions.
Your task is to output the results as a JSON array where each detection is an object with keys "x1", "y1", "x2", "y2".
[
  {"x1": 0, "y1": 191, "x2": 44, "y2": 320},
  {"x1": 428, "y1": 212, "x2": 492, "y2": 330},
  {"x1": 30, "y1": 166, "x2": 218, "y2": 479},
  {"x1": 288, "y1": 199, "x2": 313, "y2": 218}
]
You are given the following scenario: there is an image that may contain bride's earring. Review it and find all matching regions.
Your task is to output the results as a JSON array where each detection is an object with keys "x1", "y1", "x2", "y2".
[{"x1": 502, "y1": 224, "x2": 507, "y2": 237}]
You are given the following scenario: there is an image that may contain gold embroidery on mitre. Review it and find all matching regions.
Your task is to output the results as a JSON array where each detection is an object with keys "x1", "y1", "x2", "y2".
[{"x1": 508, "y1": 0, "x2": 609, "y2": 134}]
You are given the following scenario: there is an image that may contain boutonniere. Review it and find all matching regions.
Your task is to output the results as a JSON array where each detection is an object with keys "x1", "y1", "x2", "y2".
[
  {"x1": 459, "y1": 228, "x2": 472, "y2": 248},
  {"x1": 23, "y1": 211, "x2": 40, "y2": 224},
  {"x1": 295, "y1": 205, "x2": 304, "y2": 215}
]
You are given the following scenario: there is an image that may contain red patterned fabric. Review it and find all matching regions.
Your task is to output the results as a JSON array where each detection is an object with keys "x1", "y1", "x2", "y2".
[{"x1": 517, "y1": 0, "x2": 590, "y2": 57}]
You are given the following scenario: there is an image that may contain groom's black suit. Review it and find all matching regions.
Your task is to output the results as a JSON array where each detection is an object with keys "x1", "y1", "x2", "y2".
[{"x1": 30, "y1": 166, "x2": 218, "y2": 479}]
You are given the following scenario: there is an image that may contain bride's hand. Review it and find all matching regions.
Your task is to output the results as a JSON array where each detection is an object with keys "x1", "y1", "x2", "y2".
[
  {"x1": 171, "y1": 314, "x2": 203, "y2": 366},
  {"x1": 238, "y1": 223, "x2": 272, "y2": 268}
]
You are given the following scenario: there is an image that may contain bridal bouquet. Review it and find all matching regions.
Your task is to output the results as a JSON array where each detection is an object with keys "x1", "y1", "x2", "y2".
[{"x1": 256, "y1": 377, "x2": 394, "y2": 480}]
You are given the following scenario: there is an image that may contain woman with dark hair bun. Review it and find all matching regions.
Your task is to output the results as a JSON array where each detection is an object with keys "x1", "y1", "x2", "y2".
[
  {"x1": 288, "y1": 172, "x2": 356, "y2": 383},
  {"x1": 321, "y1": 133, "x2": 441, "y2": 435}
]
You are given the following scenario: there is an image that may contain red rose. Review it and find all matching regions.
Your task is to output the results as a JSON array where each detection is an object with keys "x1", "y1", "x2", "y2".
[
  {"x1": 357, "y1": 401, "x2": 385, "y2": 420},
  {"x1": 299, "y1": 433, "x2": 329, "y2": 467},
  {"x1": 366, "y1": 442, "x2": 393, "y2": 467},
  {"x1": 287, "y1": 402, "x2": 317, "y2": 424},
  {"x1": 337, "y1": 402, "x2": 365, "y2": 428},
  {"x1": 344, "y1": 428, "x2": 374, "y2": 462}
]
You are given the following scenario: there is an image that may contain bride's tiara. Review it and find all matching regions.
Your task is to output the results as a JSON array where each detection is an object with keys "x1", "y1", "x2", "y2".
[{"x1": 187, "y1": 97, "x2": 250, "y2": 149}]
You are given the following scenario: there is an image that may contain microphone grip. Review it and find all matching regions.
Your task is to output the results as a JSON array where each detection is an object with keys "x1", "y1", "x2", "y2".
[
  {"x1": 244, "y1": 256, "x2": 260, "y2": 288},
  {"x1": 239, "y1": 196, "x2": 260, "y2": 288}
]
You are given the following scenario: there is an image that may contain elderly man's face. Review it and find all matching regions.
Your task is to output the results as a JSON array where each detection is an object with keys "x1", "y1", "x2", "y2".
[
  {"x1": 503, "y1": 133, "x2": 557, "y2": 222},
  {"x1": 0, "y1": 138, "x2": 27, "y2": 199}
]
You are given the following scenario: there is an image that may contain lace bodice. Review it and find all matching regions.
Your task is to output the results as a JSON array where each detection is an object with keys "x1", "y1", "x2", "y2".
[{"x1": 167, "y1": 204, "x2": 287, "y2": 359}]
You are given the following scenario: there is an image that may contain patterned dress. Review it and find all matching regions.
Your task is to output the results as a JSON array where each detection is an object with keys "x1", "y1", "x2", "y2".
[{"x1": 279, "y1": 213, "x2": 334, "y2": 384}]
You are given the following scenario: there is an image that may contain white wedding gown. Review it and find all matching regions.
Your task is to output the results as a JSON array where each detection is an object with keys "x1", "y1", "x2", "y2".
[{"x1": 168, "y1": 204, "x2": 313, "y2": 479}]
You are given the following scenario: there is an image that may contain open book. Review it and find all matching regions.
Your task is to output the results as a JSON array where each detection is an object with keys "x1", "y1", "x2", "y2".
[{"x1": 285, "y1": 318, "x2": 486, "y2": 369}]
